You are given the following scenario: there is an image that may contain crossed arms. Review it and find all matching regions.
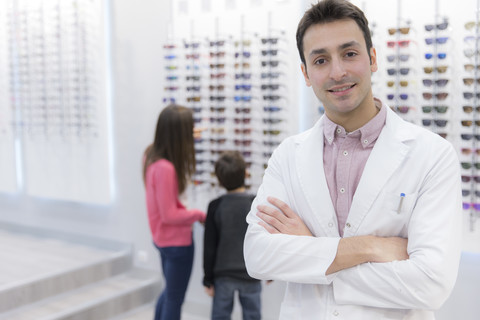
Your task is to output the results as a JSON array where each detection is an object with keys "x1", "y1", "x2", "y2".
[{"x1": 256, "y1": 196, "x2": 409, "y2": 275}]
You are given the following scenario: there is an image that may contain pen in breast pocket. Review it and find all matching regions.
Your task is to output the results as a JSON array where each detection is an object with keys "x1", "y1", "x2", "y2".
[{"x1": 397, "y1": 193, "x2": 405, "y2": 214}]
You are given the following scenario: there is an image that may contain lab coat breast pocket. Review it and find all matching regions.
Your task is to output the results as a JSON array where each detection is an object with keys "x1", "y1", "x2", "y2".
[{"x1": 367, "y1": 191, "x2": 418, "y2": 237}]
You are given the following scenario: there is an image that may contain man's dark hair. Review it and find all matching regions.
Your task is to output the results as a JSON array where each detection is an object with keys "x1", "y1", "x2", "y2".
[
  {"x1": 296, "y1": 0, "x2": 372, "y2": 68},
  {"x1": 214, "y1": 151, "x2": 246, "y2": 191}
]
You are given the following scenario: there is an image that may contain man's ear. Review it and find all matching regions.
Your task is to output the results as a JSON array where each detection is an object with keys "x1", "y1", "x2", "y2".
[
  {"x1": 301, "y1": 63, "x2": 312, "y2": 87},
  {"x1": 370, "y1": 47, "x2": 378, "y2": 73}
]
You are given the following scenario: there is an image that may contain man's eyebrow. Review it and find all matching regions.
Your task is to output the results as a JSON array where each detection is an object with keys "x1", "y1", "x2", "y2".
[{"x1": 308, "y1": 41, "x2": 361, "y2": 57}]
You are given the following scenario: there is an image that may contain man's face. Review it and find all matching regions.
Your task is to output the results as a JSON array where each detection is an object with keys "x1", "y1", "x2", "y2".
[{"x1": 301, "y1": 19, "x2": 377, "y2": 122}]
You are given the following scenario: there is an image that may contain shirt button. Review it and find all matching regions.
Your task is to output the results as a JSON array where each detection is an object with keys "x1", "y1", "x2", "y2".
[
  {"x1": 328, "y1": 222, "x2": 334, "y2": 227},
  {"x1": 328, "y1": 137, "x2": 333, "y2": 142},
  {"x1": 346, "y1": 223, "x2": 351, "y2": 228},
  {"x1": 343, "y1": 150, "x2": 348, "y2": 156},
  {"x1": 336, "y1": 128, "x2": 342, "y2": 134},
  {"x1": 339, "y1": 188, "x2": 345, "y2": 193},
  {"x1": 363, "y1": 139, "x2": 369, "y2": 144},
  {"x1": 333, "y1": 310, "x2": 339, "y2": 316}
]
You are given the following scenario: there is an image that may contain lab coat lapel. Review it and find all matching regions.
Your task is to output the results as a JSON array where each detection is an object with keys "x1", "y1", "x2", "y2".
[
  {"x1": 295, "y1": 119, "x2": 338, "y2": 236},
  {"x1": 347, "y1": 109, "x2": 411, "y2": 235}
]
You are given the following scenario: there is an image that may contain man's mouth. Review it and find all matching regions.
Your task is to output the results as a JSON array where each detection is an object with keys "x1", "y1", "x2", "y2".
[{"x1": 328, "y1": 84, "x2": 356, "y2": 93}]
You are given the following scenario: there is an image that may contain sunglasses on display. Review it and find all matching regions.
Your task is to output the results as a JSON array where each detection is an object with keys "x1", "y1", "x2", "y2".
[
  {"x1": 261, "y1": 72, "x2": 282, "y2": 78},
  {"x1": 465, "y1": 21, "x2": 480, "y2": 30},
  {"x1": 210, "y1": 106, "x2": 226, "y2": 113},
  {"x1": 461, "y1": 120, "x2": 480, "y2": 127},
  {"x1": 465, "y1": 64, "x2": 480, "y2": 72},
  {"x1": 463, "y1": 92, "x2": 480, "y2": 99},
  {"x1": 209, "y1": 117, "x2": 227, "y2": 123},
  {"x1": 422, "y1": 119, "x2": 448, "y2": 127},
  {"x1": 210, "y1": 51, "x2": 226, "y2": 58},
  {"x1": 387, "y1": 80, "x2": 409, "y2": 87},
  {"x1": 186, "y1": 86, "x2": 201, "y2": 91},
  {"x1": 235, "y1": 51, "x2": 251, "y2": 58},
  {"x1": 462, "y1": 175, "x2": 480, "y2": 183},
  {"x1": 166, "y1": 75, "x2": 178, "y2": 80},
  {"x1": 464, "y1": 35, "x2": 480, "y2": 42},
  {"x1": 261, "y1": 38, "x2": 281, "y2": 44},
  {"x1": 422, "y1": 106, "x2": 448, "y2": 113},
  {"x1": 386, "y1": 40, "x2": 411, "y2": 48},
  {"x1": 463, "y1": 106, "x2": 480, "y2": 113},
  {"x1": 461, "y1": 148, "x2": 480, "y2": 156},
  {"x1": 235, "y1": 73, "x2": 252, "y2": 79},
  {"x1": 263, "y1": 130, "x2": 282, "y2": 136},
  {"x1": 462, "y1": 190, "x2": 480, "y2": 197},
  {"x1": 261, "y1": 61, "x2": 281, "y2": 67},
  {"x1": 186, "y1": 75, "x2": 201, "y2": 81},
  {"x1": 184, "y1": 42, "x2": 200, "y2": 48},
  {"x1": 235, "y1": 84, "x2": 252, "y2": 91},
  {"x1": 261, "y1": 84, "x2": 281, "y2": 90},
  {"x1": 186, "y1": 53, "x2": 200, "y2": 59},
  {"x1": 423, "y1": 66, "x2": 448, "y2": 73},
  {"x1": 425, "y1": 37, "x2": 448, "y2": 45},
  {"x1": 234, "y1": 95, "x2": 253, "y2": 102},
  {"x1": 235, "y1": 40, "x2": 252, "y2": 47},
  {"x1": 210, "y1": 138, "x2": 227, "y2": 144},
  {"x1": 164, "y1": 44, "x2": 177, "y2": 49},
  {"x1": 187, "y1": 96, "x2": 201, "y2": 102},
  {"x1": 425, "y1": 22, "x2": 448, "y2": 31},
  {"x1": 464, "y1": 49, "x2": 480, "y2": 58},
  {"x1": 387, "y1": 68, "x2": 410, "y2": 75},
  {"x1": 264, "y1": 106, "x2": 281, "y2": 112},
  {"x1": 164, "y1": 86, "x2": 179, "y2": 91},
  {"x1": 263, "y1": 140, "x2": 281, "y2": 146},
  {"x1": 425, "y1": 53, "x2": 447, "y2": 60},
  {"x1": 234, "y1": 118, "x2": 251, "y2": 124},
  {"x1": 209, "y1": 85, "x2": 225, "y2": 91},
  {"x1": 235, "y1": 128, "x2": 252, "y2": 134},
  {"x1": 462, "y1": 162, "x2": 480, "y2": 170},
  {"x1": 463, "y1": 78, "x2": 480, "y2": 86},
  {"x1": 423, "y1": 92, "x2": 449, "y2": 100},
  {"x1": 235, "y1": 107, "x2": 251, "y2": 114},
  {"x1": 386, "y1": 54, "x2": 410, "y2": 62},
  {"x1": 263, "y1": 118, "x2": 283, "y2": 124},
  {"x1": 210, "y1": 63, "x2": 225, "y2": 69},
  {"x1": 463, "y1": 202, "x2": 480, "y2": 210},
  {"x1": 387, "y1": 27, "x2": 410, "y2": 35},
  {"x1": 210, "y1": 40, "x2": 226, "y2": 47},
  {"x1": 422, "y1": 79, "x2": 449, "y2": 87},
  {"x1": 393, "y1": 106, "x2": 412, "y2": 114},
  {"x1": 461, "y1": 134, "x2": 480, "y2": 141},
  {"x1": 210, "y1": 73, "x2": 226, "y2": 79},
  {"x1": 235, "y1": 62, "x2": 250, "y2": 69},
  {"x1": 165, "y1": 65, "x2": 178, "y2": 70},
  {"x1": 164, "y1": 54, "x2": 176, "y2": 59},
  {"x1": 234, "y1": 139, "x2": 252, "y2": 146},
  {"x1": 387, "y1": 94, "x2": 409, "y2": 100}
]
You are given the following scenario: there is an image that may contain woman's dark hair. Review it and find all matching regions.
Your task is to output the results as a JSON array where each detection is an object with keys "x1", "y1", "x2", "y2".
[
  {"x1": 214, "y1": 151, "x2": 246, "y2": 191},
  {"x1": 296, "y1": 0, "x2": 372, "y2": 68},
  {"x1": 143, "y1": 104, "x2": 195, "y2": 194}
]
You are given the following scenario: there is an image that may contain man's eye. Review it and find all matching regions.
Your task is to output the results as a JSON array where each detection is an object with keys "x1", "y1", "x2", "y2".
[
  {"x1": 314, "y1": 58, "x2": 325, "y2": 65},
  {"x1": 346, "y1": 52, "x2": 357, "y2": 57}
]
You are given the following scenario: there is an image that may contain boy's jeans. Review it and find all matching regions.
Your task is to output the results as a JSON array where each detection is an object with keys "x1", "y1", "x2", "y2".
[{"x1": 212, "y1": 277, "x2": 261, "y2": 320}]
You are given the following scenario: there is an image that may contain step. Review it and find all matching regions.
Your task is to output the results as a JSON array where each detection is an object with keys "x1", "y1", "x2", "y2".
[
  {"x1": 0, "y1": 226, "x2": 133, "y2": 313},
  {"x1": 0, "y1": 268, "x2": 161, "y2": 320}
]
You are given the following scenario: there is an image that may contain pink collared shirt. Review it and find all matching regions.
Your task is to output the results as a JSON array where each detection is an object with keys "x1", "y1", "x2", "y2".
[{"x1": 323, "y1": 98, "x2": 387, "y2": 236}]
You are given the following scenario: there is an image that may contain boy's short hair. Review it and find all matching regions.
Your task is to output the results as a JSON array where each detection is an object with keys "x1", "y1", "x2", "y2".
[{"x1": 214, "y1": 151, "x2": 246, "y2": 191}]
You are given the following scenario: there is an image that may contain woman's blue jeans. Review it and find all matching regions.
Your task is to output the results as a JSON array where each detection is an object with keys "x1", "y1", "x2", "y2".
[{"x1": 154, "y1": 241, "x2": 194, "y2": 320}]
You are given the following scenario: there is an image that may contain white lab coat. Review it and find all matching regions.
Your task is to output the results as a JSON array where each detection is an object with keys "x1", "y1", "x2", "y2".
[{"x1": 244, "y1": 106, "x2": 462, "y2": 320}]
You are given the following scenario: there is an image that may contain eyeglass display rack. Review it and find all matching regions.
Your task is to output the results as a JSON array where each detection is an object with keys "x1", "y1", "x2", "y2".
[
  {"x1": 161, "y1": 17, "x2": 290, "y2": 194},
  {"x1": 461, "y1": 0, "x2": 480, "y2": 231},
  {"x1": 1, "y1": 0, "x2": 111, "y2": 204}
]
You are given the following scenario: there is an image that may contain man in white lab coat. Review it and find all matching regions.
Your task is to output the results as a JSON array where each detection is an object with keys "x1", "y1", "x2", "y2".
[{"x1": 243, "y1": 0, "x2": 462, "y2": 319}]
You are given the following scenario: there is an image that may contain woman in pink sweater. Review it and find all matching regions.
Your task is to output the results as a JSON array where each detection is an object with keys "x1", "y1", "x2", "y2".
[{"x1": 143, "y1": 104, "x2": 206, "y2": 320}]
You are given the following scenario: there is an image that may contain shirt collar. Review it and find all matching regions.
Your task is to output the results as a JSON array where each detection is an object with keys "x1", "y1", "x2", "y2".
[{"x1": 323, "y1": 98, "x2": 387, "y2": 148}]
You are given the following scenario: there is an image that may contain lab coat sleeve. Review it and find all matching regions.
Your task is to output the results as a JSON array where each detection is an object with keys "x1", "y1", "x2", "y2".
[
  {"x1": 244, "y1": 139, "x2": 340, "y2": 285},
  {"x1": 332, "y1": 143, "x2": 462, "y2": 310}
]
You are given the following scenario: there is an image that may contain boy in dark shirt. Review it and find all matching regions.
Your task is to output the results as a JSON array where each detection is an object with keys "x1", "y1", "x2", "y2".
[{"x1": 203, "y1": 151, "x2": 261, "y2": 320}]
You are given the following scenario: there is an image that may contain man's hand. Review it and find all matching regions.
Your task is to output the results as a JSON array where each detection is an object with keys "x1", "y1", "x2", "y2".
[
  {"x1": 204, "y1": 286, "x2": 214, "y2": 297},
  {"x1": 256, "y1": 196, "x2": 313, "y2": 236}
]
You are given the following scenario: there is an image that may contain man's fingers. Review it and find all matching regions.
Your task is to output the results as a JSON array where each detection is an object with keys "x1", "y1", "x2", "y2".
[
  {"x1": 258, "y1": 220, "x2": 280, "y2": 234},
  {"x1": 267, "y1": 196, "x2": 297, "y2": 218},
  {"x1": 257, "y1": 204, "x2": 288, "y2": 224}
]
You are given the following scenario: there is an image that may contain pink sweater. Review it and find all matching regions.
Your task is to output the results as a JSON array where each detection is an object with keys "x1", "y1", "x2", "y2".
[{"x1": 145, "y1": 159, "x2": 206, "y2": 247}]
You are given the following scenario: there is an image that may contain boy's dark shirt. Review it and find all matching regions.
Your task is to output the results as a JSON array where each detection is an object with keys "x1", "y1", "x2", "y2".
[{"x1": 203, "y1": 192, "x2": 259, "y2": 287}]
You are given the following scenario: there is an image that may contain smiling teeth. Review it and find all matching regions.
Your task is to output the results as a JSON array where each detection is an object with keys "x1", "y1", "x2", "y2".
[{"x1": 331, "y1": 85, "x2": 354, "y2": 92}]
